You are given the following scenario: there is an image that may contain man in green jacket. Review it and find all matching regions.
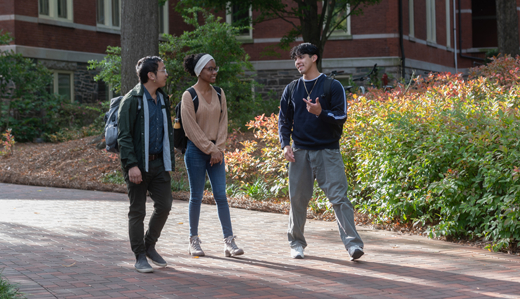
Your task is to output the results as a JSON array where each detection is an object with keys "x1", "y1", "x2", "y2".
[{"x1": 117, "y1": 56, "x2": 175, "y2": 273}]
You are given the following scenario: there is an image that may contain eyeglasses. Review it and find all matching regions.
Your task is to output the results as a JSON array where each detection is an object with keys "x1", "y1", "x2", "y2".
[
  {"x1": 158, "y1": 69, "x2": 168, "y2": 74},
  {"x1": 204, "y1": 66, "x2": 219, "y2": 73}
]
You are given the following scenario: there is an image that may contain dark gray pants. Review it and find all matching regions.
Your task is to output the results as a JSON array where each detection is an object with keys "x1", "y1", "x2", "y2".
[
  {"x1": 124, "y1": 159, "x2": 172, "y2": 256},
  {"x1": 288, "y1": 148, "x2": 364, "y2": 254}
]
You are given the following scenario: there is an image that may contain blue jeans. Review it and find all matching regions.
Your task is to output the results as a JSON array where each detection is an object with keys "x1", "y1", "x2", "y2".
[{"x1": 184, "y1": 140, "x2": 233, "y2": 238}]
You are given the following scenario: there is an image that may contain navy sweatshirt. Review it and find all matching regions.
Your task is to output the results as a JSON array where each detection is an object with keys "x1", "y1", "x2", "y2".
[{"x1": 278, "y1": 74, "x2": 347, "y2": 150}]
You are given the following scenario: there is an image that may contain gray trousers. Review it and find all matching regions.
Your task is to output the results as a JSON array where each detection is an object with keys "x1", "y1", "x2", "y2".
[{"x1": 288, "y1": 148, "x2": 364, "y2": 254}]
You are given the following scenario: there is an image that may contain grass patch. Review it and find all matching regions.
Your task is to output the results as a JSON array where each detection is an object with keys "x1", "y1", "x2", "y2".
[{"x1": 0, "y1": 270, "x2": 25, "y2": 299}]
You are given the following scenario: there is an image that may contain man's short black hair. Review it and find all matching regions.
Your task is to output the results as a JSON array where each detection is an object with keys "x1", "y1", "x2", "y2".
[
  {"x1": 290, "y1": 43, "x2": 320, "y2": 64},
  {"x1": 135, "y1": 56, "x2": 163, "y2": 83}
]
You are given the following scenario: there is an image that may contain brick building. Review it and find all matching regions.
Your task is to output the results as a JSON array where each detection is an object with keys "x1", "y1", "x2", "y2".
[
  {"x1": 0, "y1": 0, "x2": 517, "y2": 102},
  {"x1": 0, "y1": 0, "x2": 174, "y2": 103}
]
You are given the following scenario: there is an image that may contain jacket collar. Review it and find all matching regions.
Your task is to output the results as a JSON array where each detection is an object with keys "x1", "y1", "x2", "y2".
[{"x1": 131, "y1": 83, "x2": 167, "y2": 99}]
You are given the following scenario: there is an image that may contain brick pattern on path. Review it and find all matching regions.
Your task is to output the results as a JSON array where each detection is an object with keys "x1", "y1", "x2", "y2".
[{"x1": 1, "y1": 183, "x2": 520, "y2": 299}]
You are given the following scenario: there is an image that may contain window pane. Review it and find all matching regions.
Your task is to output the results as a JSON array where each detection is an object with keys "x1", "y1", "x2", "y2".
[
  {"x1": 231, "y1": 4, "x2": 249, "y2": 35},
  {"x1": 159, "y1": 4, "x2": 165, "y2": 33},
  {"x1": 58, "y1": 73, "x2": 71, "y2": 101},
  {"x1": 112, "y1": 0, "x2": 120, "y2": 27},
  {"x1": 58, "y1": 0, "x2": 67, "y2": 18},
  {"x1": 39, "y1": 0, "x2": 49, "y2": 15},
  {"x1": 97, "y1": 0, "x2": 105, "y2": 25},
  {"x1": 330, "y1": 3, "x2": 349, "y2": 35}
]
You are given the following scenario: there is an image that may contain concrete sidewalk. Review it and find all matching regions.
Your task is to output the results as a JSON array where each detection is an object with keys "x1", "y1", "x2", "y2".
[{"x1": 1, "y1": 183, "x2": 520, "y2": 299}]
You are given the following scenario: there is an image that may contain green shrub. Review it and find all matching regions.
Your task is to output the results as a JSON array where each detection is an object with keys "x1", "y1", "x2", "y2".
[
  {"x1": 345, "y1": 59, "x2": 520, "y2": 252},
  {"x1": 0, "y1": 31, "x2": 101, "y2": 142},
  {"x1": 0, "y1": 270, "x2": 25, "y2": 299}
]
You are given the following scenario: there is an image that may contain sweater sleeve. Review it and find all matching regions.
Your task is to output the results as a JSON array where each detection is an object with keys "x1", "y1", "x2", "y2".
[
  {"x1": 278, "y1": 84, "x2": 293, "y2": 149},
  {"x1": 215, "y1": 89, "x2": 228, "y2": 153},
  {"x1": 180, "y1": 90, "x2": 221, "y2": 155},
  {"x1": 317, "y1": 80, "x2": 348, "y2": 126}
]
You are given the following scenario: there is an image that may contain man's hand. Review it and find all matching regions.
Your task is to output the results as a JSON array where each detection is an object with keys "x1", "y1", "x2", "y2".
[
  {"x1": 284, "y1": 146, "x2": 295, "y2": 162},
  {"x1": 210, "y1": 151, "x2": 223, "y2": 166},
  {"x1": 303, "y1": 97, "x2": 322, "y2": 116},
  {"x1": 129, "y1": 166, "x2": 142, "y2": 184}
]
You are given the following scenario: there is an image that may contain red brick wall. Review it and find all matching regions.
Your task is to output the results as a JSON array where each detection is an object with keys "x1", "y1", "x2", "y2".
[
  {"x1": 168, "y1": 0, "x2": 195, "y2": 36},
  {"x1": 14, "y1": 21, "x2": 120, "y2": 53},
  {"x1": 13, "y1": 0, "x2": 36, "y2": 16},
  {"x1": 0, "y1": 20, "x2": 15, "y2": 43},
  {"x1": 0, "y1": 0, "x2": 14, "y2": 15},
  {"x1": 74, "y1": 1, "x2": 96, "y2": 26}
]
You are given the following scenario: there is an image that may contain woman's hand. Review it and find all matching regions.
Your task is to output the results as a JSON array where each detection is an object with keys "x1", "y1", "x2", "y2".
[{"x1": 210, "y1": 151, "x2": 223, "y2": 166}]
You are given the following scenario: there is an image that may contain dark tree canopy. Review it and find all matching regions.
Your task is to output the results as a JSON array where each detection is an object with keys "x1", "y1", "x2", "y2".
[{"x1": 177, "y1": 0, "x2": 381, "y2": 70}]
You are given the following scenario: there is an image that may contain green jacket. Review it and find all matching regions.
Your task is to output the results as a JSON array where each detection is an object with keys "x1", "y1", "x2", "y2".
[{"x1": 117, "y1": 83, "x2": 175, "y2": 172}]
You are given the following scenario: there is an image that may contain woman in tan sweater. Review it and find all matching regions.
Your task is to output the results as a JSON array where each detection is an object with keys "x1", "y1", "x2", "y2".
[{"x1": 181, "y1": 53, "x2": 244, "y2": 257}]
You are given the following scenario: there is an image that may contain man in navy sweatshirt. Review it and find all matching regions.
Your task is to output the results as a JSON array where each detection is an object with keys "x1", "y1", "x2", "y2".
[{"x1": 278, "y1": 43, "x2": 364, "y2": 261}]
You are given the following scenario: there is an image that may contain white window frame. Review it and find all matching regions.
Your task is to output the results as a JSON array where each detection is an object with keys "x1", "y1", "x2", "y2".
[
  {"x1": 426, "y1": 0, "x2": 437, "y2": 43},
  {"x1": 38, "y1": 0, "x2": 73, "y2": 22},
  {"x1": 409, "y1": 0, "x2": 415, "y2": 38},
  {"x1": 226, "y1": 3, "x2": 253, "y2": 41},
  {"x1": 52, "y1": 71, "x2": 75, "y2": 103},
  {"x1": 445, "y1": 0, "x2": 451, "y2": 47},
  {"x1": 159, "y1": 0, "x2": 169, "y2": 35},
  {"x1": 326, "y1": 3, "x2": 351, "y2": 38},
  {"x1": 97, "y1": 0, "x2": 121, "y2": 29}
]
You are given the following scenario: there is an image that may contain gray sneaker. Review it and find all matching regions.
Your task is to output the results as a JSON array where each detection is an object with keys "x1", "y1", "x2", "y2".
[
  {"x1": 135, "y1": 253, "x2": 153, "y2": 273},
  {"x1": 290, "y1": 245, "x2": 304, "y2": 259},
  {"x1": 145, "y1": 243, "x2": 167, "y2": 267},
  {"x1": 349, "y1": 245, "x2": 364, "y2": 261},
  {"x1": 224, "y1": 236, "x2": 244, "y2": 257},
  {"x1": 188, "y1": 236, "x2": 205, "y2": 256}
]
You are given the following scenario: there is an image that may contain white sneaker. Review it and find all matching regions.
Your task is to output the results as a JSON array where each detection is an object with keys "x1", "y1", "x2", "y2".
[
  {"x1": 290, "y1": 245, "x2": 304, "y2": 259},
  {"x1": 349, "y1": 245, "x2": 364, "y2": 261},
  {"x1": 224, "y1": 236, "x2": 244, "y2": 257},
  {"x1": 188, "y1": 236, "x2": 205, "y2": 256}
]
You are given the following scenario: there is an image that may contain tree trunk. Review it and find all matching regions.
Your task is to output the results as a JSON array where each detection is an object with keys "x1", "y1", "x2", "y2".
[
  {"x1": 298, "y1": 0, "x2": 323, "y2": 71},
  {"x1": 496, "y1": 0, "x2": 519, "y2": 57},
  {"x1": 121, "y1": 0, "x2": 159, "y2": 95}
]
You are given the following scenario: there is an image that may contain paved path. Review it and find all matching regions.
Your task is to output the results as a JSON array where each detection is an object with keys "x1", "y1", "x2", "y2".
[{"x1": 1, "y1": 183, "x2": 520, "y2": 299}]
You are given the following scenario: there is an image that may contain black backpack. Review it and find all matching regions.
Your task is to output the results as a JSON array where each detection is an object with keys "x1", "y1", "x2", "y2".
[{"x1": 174, "y1": 86, "x2": 222, "y2": 153}]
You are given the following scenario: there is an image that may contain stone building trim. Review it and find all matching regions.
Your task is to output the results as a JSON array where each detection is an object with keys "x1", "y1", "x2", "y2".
[{"x1": 0, "y1": 45, "x2": 106, "y2": 63}]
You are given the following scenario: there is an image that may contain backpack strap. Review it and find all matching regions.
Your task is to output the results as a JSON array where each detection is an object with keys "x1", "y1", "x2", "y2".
[
  {"x1": 212, "y1": 86, "x2": 222, "y2": 113},
  {"x1": 187, "y1": 87, "x2": 199, "y2": 112},
  {"x1": 323, "y1": 76, "x2": 333, "y2": 104},
  {"x1": 287, "y1": 79, "x2": 298, "y2": 101},
  {"x1": 284, "y1": 79, "x2": 298, "y2": 124}
]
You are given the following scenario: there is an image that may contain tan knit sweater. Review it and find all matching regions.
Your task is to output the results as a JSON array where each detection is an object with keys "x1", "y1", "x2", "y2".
[{"x1": 180, "y1": 86, "x2": 228, "y2": 155}]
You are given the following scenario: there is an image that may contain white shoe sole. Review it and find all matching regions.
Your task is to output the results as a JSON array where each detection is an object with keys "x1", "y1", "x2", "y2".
[{"x1": 135, "y1": 267, "x2": 154, "y2": 273}]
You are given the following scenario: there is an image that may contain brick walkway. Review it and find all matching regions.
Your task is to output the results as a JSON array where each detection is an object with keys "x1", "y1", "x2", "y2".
[{"x1": 1, "y1": 183, "x2": 520, "y2": 299}]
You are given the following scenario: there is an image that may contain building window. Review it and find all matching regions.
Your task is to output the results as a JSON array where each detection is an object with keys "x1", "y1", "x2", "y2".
[
  {"x1": 159, "y1": 1, "x2": 169, "y2": 35},
  {"x1": 39, "y1": 0, "x2": 73, "y2": 22},
  {"x1": 226, "y1": 3, "x2": 253, "y2": 40},
  {"x1": 97, "y1": 0, "x2": 121, "y2": 28},
  {"x1": 445, "y1": 0, "x2": 450, "y2": 47},
  {"x1": 409, "y1": 0, "x2": 414, "y2": 37},
  {"x1": 326, "y1": 2, "x2": 351, "y2": 38},
  {"x1": 426, "y1": 0, "x2": 436, "y2": 43},
  {"x1": 52, "y1": 71, "x2": 74, "y2": 102}
]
